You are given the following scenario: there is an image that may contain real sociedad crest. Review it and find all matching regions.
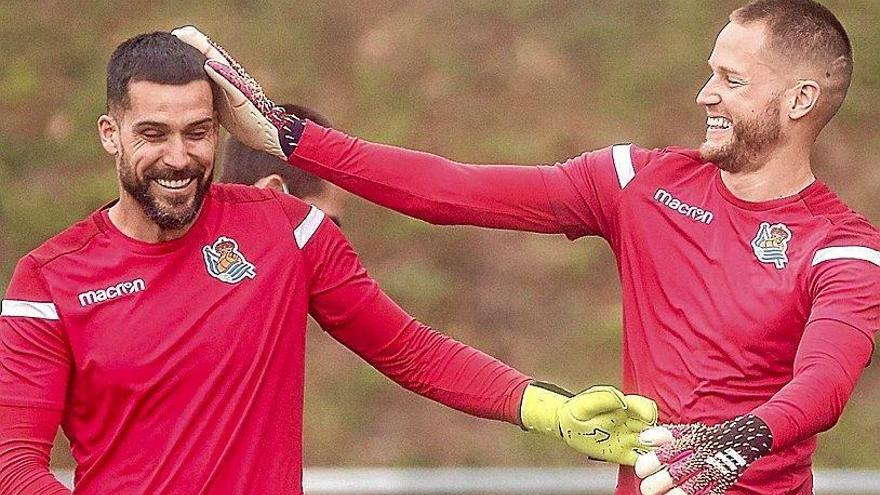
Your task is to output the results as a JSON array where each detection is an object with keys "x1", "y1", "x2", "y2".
[
  {"x1": 202, "y1": 236, "x2": 256, "y2": 283},
  {"x1": 751, "y1": 222, "x2": 792, "y2": 269}
]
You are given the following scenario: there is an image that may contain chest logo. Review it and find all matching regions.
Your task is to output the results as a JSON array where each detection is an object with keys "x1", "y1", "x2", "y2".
[
  {"x1": 751, "y1": 222, "x2": 792, "y2": 269},
  {"x1": 78, "y1": 278, "x2": 146, "y2": 307},
  {"x1": 202, "y1": 236, "x2": 256, "y2": 284}
]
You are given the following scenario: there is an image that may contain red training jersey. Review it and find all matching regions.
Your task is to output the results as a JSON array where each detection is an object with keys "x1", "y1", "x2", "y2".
[
  {"x1": 0, "y1": 184, "x2": 530, "y2": 494},
  {"x1": 290, "y1": 124, "x2": 880, "y2": 494}
]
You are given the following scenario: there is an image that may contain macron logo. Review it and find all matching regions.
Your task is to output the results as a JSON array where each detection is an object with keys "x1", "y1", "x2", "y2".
[
  {"x1": 653, "y1": 188, "x2": 714, "y2": 225},
  {"x1": 78, "y1": 278, "x2": 146, "y2": 307}
]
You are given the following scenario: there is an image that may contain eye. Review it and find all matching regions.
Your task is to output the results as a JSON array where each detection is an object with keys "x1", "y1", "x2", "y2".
[
  {"x1": 141, "y1": 130, "x2": 164, "y2": 139},
  {"x1": 727, "y1": 77, "x2": 744, "y2": 87},
  {"x1": 188, "y1": 129, "x2": 209, "y2": 140}
]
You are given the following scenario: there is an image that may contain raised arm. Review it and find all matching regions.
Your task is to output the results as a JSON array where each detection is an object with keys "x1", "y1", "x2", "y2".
[
  {"x1": 0, "y1": 257, "x2": 73, "y2": 494},
  {"x1": 172, "y1": 26, "x2": 594, "y2": 235},
  {"x1": 290, "y1": 123, "x2": 562, "y2": 232}
]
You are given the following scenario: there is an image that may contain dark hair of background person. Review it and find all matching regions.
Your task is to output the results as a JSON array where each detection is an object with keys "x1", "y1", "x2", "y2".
[
  {"x1": 219, "y1": 104, "x2": 331, "y2": 199},
  {"x1": 106, "y1": 32, "x2": 210, "y2": 113}
]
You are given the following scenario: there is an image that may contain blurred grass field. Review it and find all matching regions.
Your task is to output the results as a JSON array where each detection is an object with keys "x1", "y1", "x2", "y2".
[{"x1": 1, "y1": 0, "x2": 878, "y2": 473}]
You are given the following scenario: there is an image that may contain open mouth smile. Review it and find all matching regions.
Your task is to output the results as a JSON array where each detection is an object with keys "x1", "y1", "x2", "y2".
[{"x1": 153, "y1": 178, "x2": 195, "y2": 190}]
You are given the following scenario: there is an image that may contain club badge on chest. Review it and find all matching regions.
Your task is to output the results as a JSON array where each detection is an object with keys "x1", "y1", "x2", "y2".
[
  {"x1": 202, "y1": 236, "x2": 257, "y2": 283},
  {"x1": 751, "y1": 222, "x2": 792, "y2": 270}
]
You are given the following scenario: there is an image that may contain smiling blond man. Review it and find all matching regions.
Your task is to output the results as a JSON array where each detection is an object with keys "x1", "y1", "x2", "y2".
[{"x1": 178, "y1": 0, "x2": 880, "y2": 493}]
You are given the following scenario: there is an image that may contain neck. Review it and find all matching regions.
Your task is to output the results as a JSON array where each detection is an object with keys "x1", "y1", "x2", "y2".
[
  {"x1": 719, "y1": 141, "x2": 815, "y2": 202},
  {"x1": 108, "y1": 194, "x2": 199, "y2": 243}
]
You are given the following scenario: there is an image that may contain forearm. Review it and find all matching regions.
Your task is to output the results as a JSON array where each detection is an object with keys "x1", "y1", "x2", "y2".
[
  {"x1": 292, "y1": 123, "x2": 563, "y2": 233},
  {"x1": 326, "y1": 291, "x2": 531, "y2": 425},
  {"x1": 752, "y1": 318, "x2": 873, "y2": 451},
  {"x1": 0, "y1": 406, "x2": 71, "y2": 495}
]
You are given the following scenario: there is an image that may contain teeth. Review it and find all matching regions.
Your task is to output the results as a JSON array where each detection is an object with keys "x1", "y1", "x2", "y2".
[
  {"x1": 155, "y1": 178, "x2": 194, "y2": 190},
  {"x1": 707, "y1": 116, "x2": 732, "y2": 130}
]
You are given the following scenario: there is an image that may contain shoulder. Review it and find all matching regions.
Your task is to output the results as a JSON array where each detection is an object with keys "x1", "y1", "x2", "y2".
[
  {"x1": 610, "y1": 144, "x2": 706, "y2": 171},
  {"x1": 812, "y1": 216, "x2": 880, "y2": 266},
  {"x1": 211, "y1": 182, "x2": 314, "y2": 220},
  {"x1": 25, "y1": 213, "x2": 104, "y2": 271},
  {"x1": 806, "y1": 184, "x2": 880, "y2": 244},
  {"x1": 210, "y1": 182, "x2": 277, "y2": 205},
  {"x1": 210, "y1": 183, "x2": 322, "y2": 243},
  {"x1": 595, "y1": 144, "x2": 708, "y2": 190},
  {"x1": 807, "y1": 190, "x2": 880, "y2": 268},
  {"x1": 6, "y1": 213, "x2": 101, "y2": 300}
]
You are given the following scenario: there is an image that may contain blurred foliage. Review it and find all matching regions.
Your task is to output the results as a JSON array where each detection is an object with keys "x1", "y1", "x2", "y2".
[{"x1": 3, "y1": 0, "x2": 879, "y2": 471}]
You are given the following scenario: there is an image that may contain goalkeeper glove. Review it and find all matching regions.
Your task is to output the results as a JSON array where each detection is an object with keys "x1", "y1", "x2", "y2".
[
  {"x1": 635, "y1": 415, "x2": 772, "y2": 495},
  {"x1": 171, "y1": 25, "x2": 304, "y2": 161},
  {"x1": 520, "y1": 382, "x2": 658, "y2": 466}
]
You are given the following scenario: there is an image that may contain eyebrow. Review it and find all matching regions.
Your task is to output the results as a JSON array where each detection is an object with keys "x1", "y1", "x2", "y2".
[
  {"x1": 708, "y1": 60, "x2": 744, "y2": 76},
  {"x1": 184, "y1": 117, "x2": 215, "y2": 129},
  {"x1": 132, "y1": 117, "x2": 214, "y2": 131}
]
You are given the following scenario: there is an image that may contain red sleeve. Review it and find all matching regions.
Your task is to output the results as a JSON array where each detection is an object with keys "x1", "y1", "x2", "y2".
[
  {"x1": 0, "y1": 257, "x2": 72, "y2": 493},
  {"x1": 539, "y1": 144, "x2": 656, "y2": 239},
  {"x1": 299, "y1": 207, "x2": 531, "y2": 424},
  {"x1": 752, "y1": 318, "x2": 872, "y2": 451},
  {"x1": 753, "y1": 247, "x2": 880, "y2": 450},
  {"x1": 0, "y1": 406, "x2": 70, "y2": 494},
  {"x1": 291, "y1": 123, "x2": 563, "y2": 234},
  {"x1": 0, "y1": 256, "x2": 70, "y2": 410},
  {"x1": 293, "y1": 124, "x2": 656, "y2": 240},
  {"x1": 806, "y1": 248, "x2": 880, "y2": 344}
]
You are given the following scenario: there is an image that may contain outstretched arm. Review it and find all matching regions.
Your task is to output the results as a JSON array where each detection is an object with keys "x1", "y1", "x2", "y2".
[
  {"x1": 173, "y1": 26, "x2": 586, "y2": 235},
  {"x1": 289, "y1": 196, "x2": 656, "y2": 465},
  {"x1": 291, "y1": 123, "x2": 563, "y2": 232}
]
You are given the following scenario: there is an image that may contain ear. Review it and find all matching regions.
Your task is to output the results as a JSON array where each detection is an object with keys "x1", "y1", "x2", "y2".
[
  {"x1": 254, "y1": 174, "x2": 287, "y2": 192},
  {"x1": 788, "y1": 80, "x2": 820, "y2": 121},
  {"x1": 97, "y1": 114, "x2": 120, "y2": 155}
]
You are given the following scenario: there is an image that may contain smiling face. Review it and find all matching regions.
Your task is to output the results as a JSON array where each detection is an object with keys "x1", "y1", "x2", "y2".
[
  {"x1": 696, "y1": 21, "x2": 788, "y2": 173},
  {"x1": 99, "y1": 79, "x2": 218, "y2": 231}
]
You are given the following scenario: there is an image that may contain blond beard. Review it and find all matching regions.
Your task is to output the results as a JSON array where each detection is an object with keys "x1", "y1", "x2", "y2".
[{"x1": 700, "y1": 100, "x2": 782, "y2": 173}]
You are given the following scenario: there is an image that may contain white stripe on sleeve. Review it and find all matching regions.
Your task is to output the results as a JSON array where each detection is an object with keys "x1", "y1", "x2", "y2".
[
  {"x1": 1, "y1": 300, "x2": 60, "y2": 320},
  {"x1": 811, "y1": 246, "x2": 880, "y2": 267},
  {"x1": 294, "y1": 205, "x2": 326, "y2": 249},
  {"x1": 612, "y1": 144, "x2": 635, "y2": 189}
]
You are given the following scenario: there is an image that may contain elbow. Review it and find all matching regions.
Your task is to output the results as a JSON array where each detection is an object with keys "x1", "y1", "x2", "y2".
[{"x1": 0, "y1": 451, "x2": 66, "y2": 495}]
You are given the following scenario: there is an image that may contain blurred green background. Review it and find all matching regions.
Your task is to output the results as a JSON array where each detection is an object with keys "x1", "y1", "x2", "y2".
[{"x1": 2, "y1": 0, "x2": 878, "y2": 471}]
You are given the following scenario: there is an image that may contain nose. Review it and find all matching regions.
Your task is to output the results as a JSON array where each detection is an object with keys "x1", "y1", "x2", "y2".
[
  {"x1": 163, "y1": 134, "x2": 189, "y2": 169},
  {"x1": 696, "y1": 76, "x2": 721, "y2": 107}
]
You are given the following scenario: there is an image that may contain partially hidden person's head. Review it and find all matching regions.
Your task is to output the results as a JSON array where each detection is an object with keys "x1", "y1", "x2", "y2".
[
  {"x1": 219, "y1": 104, "x2": 345, "y2": 225},
  {"x1": 697, "y1": 0, "x2": 852, "y2": 173},
  {"x1": 98, "y1": 31, "x2": 219, "y2": 232}
]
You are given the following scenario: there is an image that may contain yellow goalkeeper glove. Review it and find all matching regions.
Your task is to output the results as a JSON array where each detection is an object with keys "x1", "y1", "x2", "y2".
[{"x1": 521, "y1": 382, "x2": 658, "y2": 466}]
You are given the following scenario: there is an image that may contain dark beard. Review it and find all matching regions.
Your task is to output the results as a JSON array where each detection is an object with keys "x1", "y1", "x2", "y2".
[
  {"x1": 700, "y1": 101, "x2": 781, "y2": 173},
  {"x1": 118, "y1": 150, "x2": 212, "y2": 231}
]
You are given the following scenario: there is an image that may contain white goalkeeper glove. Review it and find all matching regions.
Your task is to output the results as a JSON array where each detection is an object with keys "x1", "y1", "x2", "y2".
[{"x1": 171, "y1": 25, "x2": 304, "y2": 160}]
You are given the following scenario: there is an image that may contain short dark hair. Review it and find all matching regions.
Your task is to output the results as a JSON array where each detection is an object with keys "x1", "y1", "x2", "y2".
[
  {"x1": 106, "y1": 31, "x2": 210, "y2": 113},
  {"x1": 219, "y1": 104, "x2": 332, "y2": 198},
  {"x1": 732, "y1": 0, "x2": 853, "y2": 126}
]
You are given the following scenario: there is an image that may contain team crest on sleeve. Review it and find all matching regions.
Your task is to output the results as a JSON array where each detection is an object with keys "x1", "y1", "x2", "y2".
[
  {"x1": 751, "y1": 222, "x2": 792, "y2": 269},
  {"x1": 202, "y1": 236, "x2": 256, "y2": 283}
]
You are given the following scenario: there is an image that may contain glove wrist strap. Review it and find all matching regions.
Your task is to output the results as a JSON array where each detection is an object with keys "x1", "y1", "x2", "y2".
[
  {"x1": 278, "y1": 114, "x2": 307, "y2": 157},
  {"x1": 520, "y1": 382, "x2": 572, "y2": 435}
]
